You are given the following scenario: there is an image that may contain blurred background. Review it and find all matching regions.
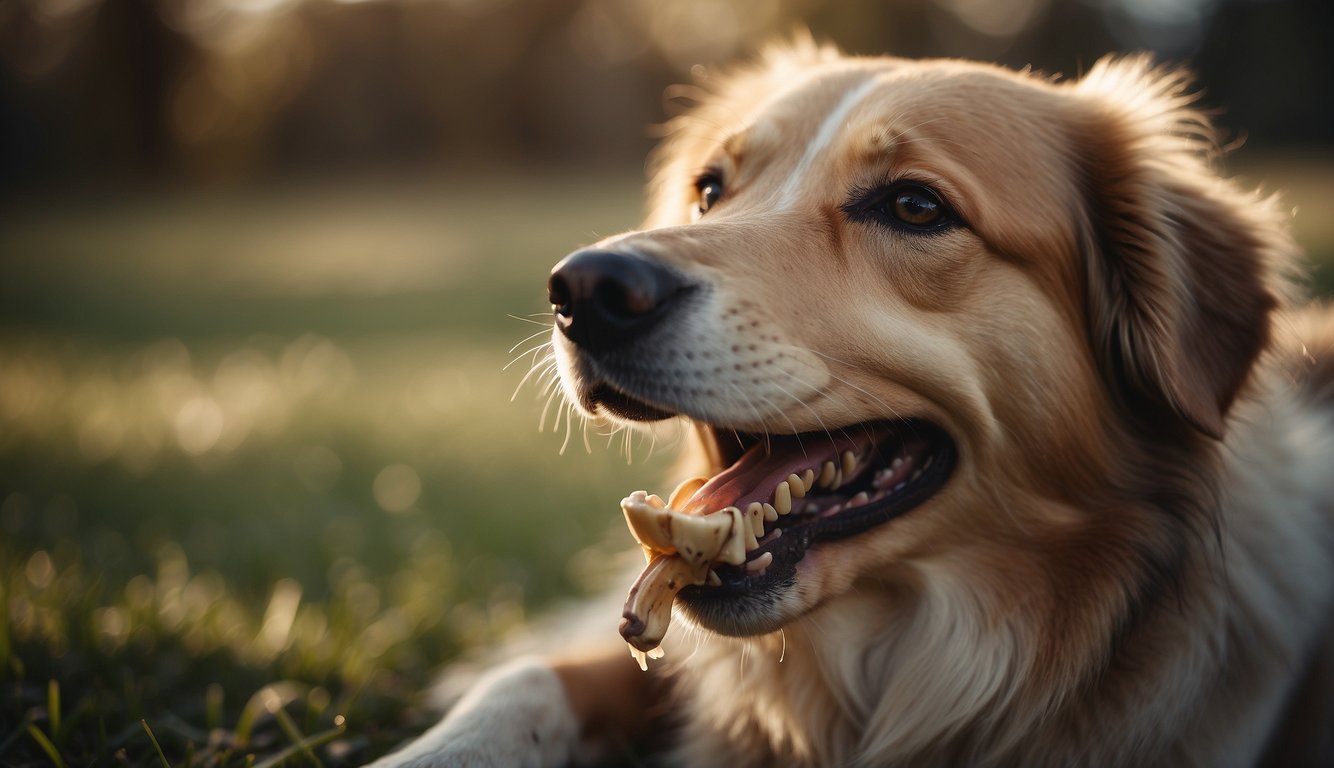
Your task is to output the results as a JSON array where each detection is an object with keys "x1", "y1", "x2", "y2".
[{"x1": 1, "y1": 0, "x2": 1331, "y2": 764}]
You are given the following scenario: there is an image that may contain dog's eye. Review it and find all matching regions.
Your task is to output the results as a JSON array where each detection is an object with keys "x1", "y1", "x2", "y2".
[
  {"x1": 846, "y1": 183, "x2": 956, "y2": 232},
  {"x1": 695, "y1": 175, "x2": 724, "y2": 218},
  {"x1": 890, "y1": 187, "x2": 944, "y2": 227}
]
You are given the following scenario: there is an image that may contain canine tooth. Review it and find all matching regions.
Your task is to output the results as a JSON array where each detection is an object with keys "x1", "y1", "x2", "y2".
[
  {"x1": 841, "y1": 450, "x2": 857, "y2": 477},
  {"x1": 774, "y1": 482, "x2": 792, "y2": 515},
  {"x1": 762, "y1": 503, "x2": 779, "y2": 522},
  {"x1": 716, "y1": 506, "x2": 748, "y2": 565},
  {"x1": 745, "y1": 551, "x2": 774, "y2": 575},
  {"x1": 818, "y1": 461, "x2": 836, "y2": 487},
  {"x1": 668, "y1": 476, "x2": 708, "y2": 509},
  {"x1": 786, "y1": 474, "x2": 806, "y2": 499},
  {"x1": 706, "y1": 569, "x2": 722, "y2": 587},
  {"x1": 848, "y1": 491, "x2": 870, "y2": 508},
  {"x1": 746, "y1": 503, "x2": 765, "y2": 538},
  {"x1": 801, "y1": 469, "x2": 815, "y2": 492}
]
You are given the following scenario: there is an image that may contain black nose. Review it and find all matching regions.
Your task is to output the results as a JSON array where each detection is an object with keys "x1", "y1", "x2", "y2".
[{"x1": 548, "y1": 250, "x2": 687, "y2": 352}]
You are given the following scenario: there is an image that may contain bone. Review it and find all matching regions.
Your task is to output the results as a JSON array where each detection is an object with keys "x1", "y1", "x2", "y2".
[
  {"x1": 619, "y1": 553, "x2": 706, "y2": 653},
  {"x1": 667, "y1": 475, "x2": 708, "y2": 509},
  {"x1": 621, "y1": 492, "x2": 747, "y2": 568},
  {"x1": 618, "y1": 491, "x2": 753, "y2": 659}
]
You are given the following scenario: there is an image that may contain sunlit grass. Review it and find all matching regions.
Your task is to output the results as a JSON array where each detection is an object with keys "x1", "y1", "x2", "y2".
[{"x1": 0, "y1": 175, "x2": 679, "y2": 765}]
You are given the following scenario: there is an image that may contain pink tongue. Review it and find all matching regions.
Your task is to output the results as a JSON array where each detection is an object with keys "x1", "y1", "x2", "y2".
[{"x1": 680, "y1": 430, "x2": 878, "y2": 515}]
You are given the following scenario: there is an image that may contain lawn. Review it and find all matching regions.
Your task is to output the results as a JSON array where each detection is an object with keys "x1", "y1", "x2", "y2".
[{"x1": 1, "y1": 157, "x2": 1330, "y2": 766}]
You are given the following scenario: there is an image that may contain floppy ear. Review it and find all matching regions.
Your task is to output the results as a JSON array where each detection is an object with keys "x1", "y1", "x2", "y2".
[{"x1": 1073, "y1": 57, "x2": 1290, "y2": 439}]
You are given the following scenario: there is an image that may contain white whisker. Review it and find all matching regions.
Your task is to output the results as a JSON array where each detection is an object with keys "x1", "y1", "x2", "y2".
[{"x1": 506, "y1": 327, "x2": 553, "y2": 355}]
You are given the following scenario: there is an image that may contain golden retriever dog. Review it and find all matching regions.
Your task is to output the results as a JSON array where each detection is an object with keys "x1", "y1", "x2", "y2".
[{"x1": 372, "y1": 41, "x2": 1334, "y2": 767}]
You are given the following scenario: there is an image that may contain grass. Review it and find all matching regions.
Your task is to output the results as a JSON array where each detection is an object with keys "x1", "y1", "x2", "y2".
[
  {"x1": 0, "y1": 174, "x2": 676, "y2": 766},
  {"x1": 0, "y1": 156, "x2": 1331, "y2": 766}
]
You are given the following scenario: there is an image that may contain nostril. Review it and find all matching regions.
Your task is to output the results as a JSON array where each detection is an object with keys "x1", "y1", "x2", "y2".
[{"x1": 548, "y1": 274, "x2": 573, "y2": 317}]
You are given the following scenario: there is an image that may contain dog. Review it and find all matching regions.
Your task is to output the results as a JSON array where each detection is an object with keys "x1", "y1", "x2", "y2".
[{"x1": 371, "y1": 40, "x2": 1334, "y2": 767}]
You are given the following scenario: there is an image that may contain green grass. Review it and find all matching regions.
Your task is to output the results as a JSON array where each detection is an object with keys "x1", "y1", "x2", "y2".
[
  {"x1": 0, "y1": 174, "x2": 676, "y2": 766},
  {"x1": 0, "y1": 158, "x2": 1330, "y2": 766}
]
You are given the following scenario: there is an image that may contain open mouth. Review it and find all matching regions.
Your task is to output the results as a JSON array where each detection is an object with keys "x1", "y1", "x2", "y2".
[{"x1": 675, "y1": 419, "x2": 956, "y2": 600}]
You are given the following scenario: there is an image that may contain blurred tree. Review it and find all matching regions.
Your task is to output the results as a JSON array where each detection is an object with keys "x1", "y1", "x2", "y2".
[{"x1": 0, "y1": 0, "x2": 1328, "y2": 194}]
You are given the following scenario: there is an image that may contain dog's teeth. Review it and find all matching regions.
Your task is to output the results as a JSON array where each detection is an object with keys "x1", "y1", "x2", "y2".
[
  {"x1": 818, "y1": 461, "x2": 836, "y2": 488},
  {"x1": 745, "y1": 551, "x2": 774, "y2": 575},
  {"x1": 744, "y1": 528, "x2": 760, "y2": 552},
  {"x1": 841, "y1": 450, "x2": 857, "y2": 477},
  {"x1": 646, "y1": 494, "x2": 666, "y2": 509},
  {"x1": 831, "y1": 468, "x2": 844, "y2": 491},
  {"x1": 873, "y1": 468, "x2": 894, "y2": 489},
  {"x1": 786, "y1": 474, "x2": 806, "y2": 499},
  {"x1": 746, "y1": 502, "x2": 765, "y2": 537},
  {"x1": 762, "y1": 503, "x2": 779, "y2": 522},
  {"x1": 804, "y1": 502, "x2": 820, "y2": 514},
  {"x1": 774, "y1": 481, "x2": 792, "y2": 514},
  {"x1": 825, "y1": 503, "x2": 843, "y2": 516},
  {"x1": 801, "y1": 469, "x2": 815, "y2": 492},
  {"x1": 706, "y1": 569, "x2": 722, "y2": 587},
  {"x1": 892, "y1": 457, "x2": 904, "y2": 470},
  {"x1": 848, "y1": 491, "x2": 870, "y2": 508}
]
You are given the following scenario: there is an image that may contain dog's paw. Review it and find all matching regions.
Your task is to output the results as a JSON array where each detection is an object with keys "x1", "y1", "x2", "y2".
[{"x1": 364, "y1": 657, "x2": 581, "y2": 768}]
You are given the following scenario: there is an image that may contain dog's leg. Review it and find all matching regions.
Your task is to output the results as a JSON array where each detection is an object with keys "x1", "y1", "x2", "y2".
[{"x1": 366, "y1": 651, "x2": 661, "y2": 768}]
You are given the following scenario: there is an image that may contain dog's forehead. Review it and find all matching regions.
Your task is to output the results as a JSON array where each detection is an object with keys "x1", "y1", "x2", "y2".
[
  {"x1": 728, "y1": 66, "x2": 889, "y2": 164},
  {"x1": 727, "y1": 60, "x2": 1063, "y2": 181}
]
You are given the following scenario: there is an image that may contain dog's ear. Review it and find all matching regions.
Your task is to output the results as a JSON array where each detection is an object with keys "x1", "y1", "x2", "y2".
[{"x1": 1073, "y1": 57, "x2": 1291, "y2": 439}]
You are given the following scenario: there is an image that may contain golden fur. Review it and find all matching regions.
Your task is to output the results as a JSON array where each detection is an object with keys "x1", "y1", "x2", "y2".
[{"x1": 372, "y1": 41, "x2": 1334, "y2": 768}]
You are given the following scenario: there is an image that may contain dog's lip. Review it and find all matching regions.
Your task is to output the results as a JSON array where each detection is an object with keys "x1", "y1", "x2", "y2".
[
  {"x1": 679, "y1": 419, "x2": 955, "y2": 599},
  {"x1": 583, "y1": 382, "x2": 678, "y2": 422}
]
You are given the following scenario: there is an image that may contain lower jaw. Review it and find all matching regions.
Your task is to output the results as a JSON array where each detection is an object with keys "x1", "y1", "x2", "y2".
[
  {"x1": 675, "y1": 572, "x2": 799, "y2": 637},
  {"x1": 674, "y1": 423, "x2": 955, "y2": 634}
]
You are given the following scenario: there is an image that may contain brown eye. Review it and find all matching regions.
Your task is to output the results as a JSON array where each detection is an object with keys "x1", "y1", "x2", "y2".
[
  {"x1": 695, "y1": 175, "x2": 724, "y2": 217},
  {"x1": 892, "y1": 188, "x2": 942, "y2": 226},
  {"x1": 842, "y1": 182, "x2": 957, "y2": 233}
]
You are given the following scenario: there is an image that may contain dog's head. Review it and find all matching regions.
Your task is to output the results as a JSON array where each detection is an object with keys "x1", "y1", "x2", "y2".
[{"x1": 547, "y1": 43, "x2": 1290, "y2": 641}]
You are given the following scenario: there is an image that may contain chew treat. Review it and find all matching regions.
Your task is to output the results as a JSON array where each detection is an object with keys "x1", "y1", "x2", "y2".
[
  {"x1": 617, "y1": 492, "x2": 749, "y2": 663},
  {"x1": 619, "y1": 554, "x2": 701, "y2": 653},
  {"x1": 621, "y1": 491, "x2": 746, "y2": 567}
]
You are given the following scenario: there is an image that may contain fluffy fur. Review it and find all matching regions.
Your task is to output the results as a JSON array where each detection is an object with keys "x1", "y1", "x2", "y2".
[{"x1": 372, "y1": 42, "x2": 1334, "y2": 768}]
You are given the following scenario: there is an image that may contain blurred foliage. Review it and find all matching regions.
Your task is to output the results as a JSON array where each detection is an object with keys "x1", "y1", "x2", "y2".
[{"x1": 0, "y1": 0, "x2": 1330, "y2": 190}]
